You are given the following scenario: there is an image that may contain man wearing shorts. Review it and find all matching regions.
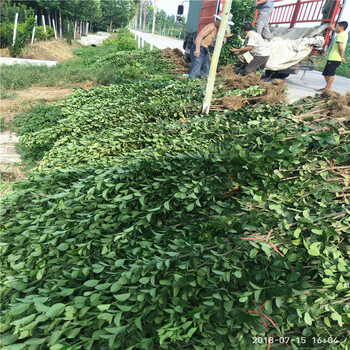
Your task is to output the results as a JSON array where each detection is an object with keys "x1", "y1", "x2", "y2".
[
  {"x1": 229, "y1": 23, "x2": 270, "y2": 76},
  {"x1": 317, "y1": 21, "x2": 348, "y2": 92}
]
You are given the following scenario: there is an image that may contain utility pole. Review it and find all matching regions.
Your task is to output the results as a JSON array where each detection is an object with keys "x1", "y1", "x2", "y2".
[
  {"x1": 150, "y1": 0, "x2": 157, "y2": 50},
  {"x1": 202, "y1": 0, "x2": 233, "y2": 114}
]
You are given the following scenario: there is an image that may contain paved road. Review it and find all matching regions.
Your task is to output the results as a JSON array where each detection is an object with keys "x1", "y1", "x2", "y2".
[
  {"x1": 134, "y1": 31, "x2": 350, "y2": 103},
  {"x1": 133, "y1": 31, "x2": 184, "y2": 52},
  {"x1": 285, "y1": 71, "x2": 349, "y2": 102},
  {"x1": 78, "y1": 32, "x2": 110, "y2": 46}
]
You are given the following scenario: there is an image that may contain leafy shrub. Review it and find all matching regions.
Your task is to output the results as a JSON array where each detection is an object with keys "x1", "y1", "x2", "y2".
[
  {"x1": 8, "y1": 37, "x2": 25, "y2": 57},
  {"x1": 114, "y1": 36, "x2": 137, "y2": 51},
  {"x1": 1, "y1": 17, "x2": 36, "y2": 56},
  {"x1": 117, "y1": 28, "x2": 134, "y2": 38},
  {"x1": 34, "y1": 25, "x2": 54, "y2": 41},
  {"x1": 0, "y1": 22, "x2": 13, "y2": 48},
  {"x1": 63, "y1": 20, "x2": 73, "y2": 45},
  {"x1": 221, "y1": 0, "x2": 256, "y2": 65},
  {"x1": 13, "y1": 104, "x2": 65, "y2": 136},
  {"x1": 102, "y1": 29, "x2": 136, "y2": 51}
]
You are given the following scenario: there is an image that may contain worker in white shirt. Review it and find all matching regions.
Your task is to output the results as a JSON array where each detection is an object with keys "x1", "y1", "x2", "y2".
[{"x1": 229, "y1": 23, "x2": 270, "y2": 76}]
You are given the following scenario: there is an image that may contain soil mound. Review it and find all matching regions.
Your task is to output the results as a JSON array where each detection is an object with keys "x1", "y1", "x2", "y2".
[
  {"x1": 214, "y1": 65, "x2": 287, "y2": 111},
  {"x1": 161, "y1": 48, "x2": 188, "y2": 74},
  {"x1": 0, "y1": 39, "x2": 80, "y2": 63}
]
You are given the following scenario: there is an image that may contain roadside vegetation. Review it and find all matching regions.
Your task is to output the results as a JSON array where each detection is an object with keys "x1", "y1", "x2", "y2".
[
  {"x1": 0, "y1": 29, "x2": 168, "y2": 91},
  {"x1": 1, "y1": 2, "x2": 349, "y2": 348}
]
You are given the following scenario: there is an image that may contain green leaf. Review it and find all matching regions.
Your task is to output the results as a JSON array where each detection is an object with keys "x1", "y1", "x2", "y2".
[
  {"x1": 84, "y1": 280, "x2": 99, "y2": 287},
  {"x1": 97, "y1": 304, "x2": 111, "y2": 311},
  {"x1": 135, "y1": 316, "x2": 142, "y2": 330},
  {"x1": 304, "y1": 312, "x2": 312, "y2": 326},
  {"x1": 224, "y1": 300, "x2": 233, "y2": 312},
  {"x1": 249, "y1": 249, "x2": 258, "y2": 258},
  {"x1": 10, "y1": 281, "x2": 27, "y2": 291},
  {"x1": 275, "y1": 297, "x2": 282, "y2": 308},
  {"x1": 308, "y1": 242, "x2": 321, "y2": 256},
  {"x1": 9, "y1": 303, "x2": 30, "y2": 316},
  {"x1": 46, "y1": 303, "x2": 65, "y2": 318},
  {"x1": 114, "y1": 293, "x2": 131, "y2": 301},
  {"x1": 187, "y1": 327, "x2": 197, "y2": 338},
  {"x1": 57, "y1": 243, "x2": 69, "y2": 251},
  {"x1": 25, "y1": 338, "x2": 46, "y2": 345}
]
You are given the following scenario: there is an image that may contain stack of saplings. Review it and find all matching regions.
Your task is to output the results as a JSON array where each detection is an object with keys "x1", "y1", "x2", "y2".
[{"x1": 1, "y1": 92, "x2": 349, "y2": 348}]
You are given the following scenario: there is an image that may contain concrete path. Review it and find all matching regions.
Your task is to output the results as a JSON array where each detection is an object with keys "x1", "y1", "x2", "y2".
[
  {"x1": 0, "y1": 57, "x2": 58, "y2": 66},
  {"x1": 133, "y1": 31, "x2": 350, "y2": 102},
  {"x1": 0, "y1": 132, "x2": 21, "y2": 173}
]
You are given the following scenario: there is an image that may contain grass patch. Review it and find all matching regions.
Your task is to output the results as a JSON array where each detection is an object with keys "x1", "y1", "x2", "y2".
[
  {"x1": 0, "y1": 88, "x2": 16, "y2": 100},
  {"x1": 0, "y1": 29, "x2": 170, "y2": 91}
]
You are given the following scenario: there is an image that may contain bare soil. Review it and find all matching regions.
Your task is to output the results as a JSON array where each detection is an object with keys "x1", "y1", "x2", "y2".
[
  {"x1": 0, "y1": 87, "x2": 73, "y2": 124},
  {"x1": 0, "y1": 39, "x2": 81, "y2": 63}
]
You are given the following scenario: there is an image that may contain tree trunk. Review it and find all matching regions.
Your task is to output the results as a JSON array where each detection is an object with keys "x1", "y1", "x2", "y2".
[
  {"x1": 143, "y1": 1, "x2": 146, "y2": 31},
  {"x1": 109, "y1": 20, "x2": 112, "y2": 33},
  {"x1": 59, "y1": 12, "x2": 62, "y2": 37},
  {"x1": 55, "y1": 9, "x2": 58, "y2": 33}
]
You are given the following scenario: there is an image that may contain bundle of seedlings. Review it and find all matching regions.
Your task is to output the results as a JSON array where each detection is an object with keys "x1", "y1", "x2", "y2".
[
  {"x1": 161, "y1": 48, "x2": 189, "y2": 74},
  {"x1": 211, "y1": 65, "x2": 287, "y2": 111}
]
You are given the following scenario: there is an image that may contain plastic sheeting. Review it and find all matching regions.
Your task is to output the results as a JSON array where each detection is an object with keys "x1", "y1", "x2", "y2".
[
  {"x1": 265, "y1": 35, "x2": 324, "y2": 70},
  {"x1": 240, "y1": 25, "x2": 327, "y2": 71},
  {"x1": 270, "y1": 23, "x2": 328, "y2": 40}
]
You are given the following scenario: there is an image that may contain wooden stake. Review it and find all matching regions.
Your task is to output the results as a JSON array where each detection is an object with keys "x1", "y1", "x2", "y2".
[
  {"x1": 12, "y1": 13, "x2": 18, "y2": 46},
  {"x1": 202, "y1": 0, "x2": 233, "y2": 114},
  {"x1": 31, "y1": 15, "x2": 37, "y2": 44}
]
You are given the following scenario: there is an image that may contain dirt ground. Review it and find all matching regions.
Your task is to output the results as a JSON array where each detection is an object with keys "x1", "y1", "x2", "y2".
[
  {"x1": 0, "y1": 87, "x2": 73, "y2": 124},
  {"x1": 0, "y1": 39, "x2": 81, "y2": 63}
]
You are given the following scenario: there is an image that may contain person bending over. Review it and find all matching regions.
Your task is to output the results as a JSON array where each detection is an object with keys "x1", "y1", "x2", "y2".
[
  {"x1": 188, "y1": 13, "x2": 234, "y2": 79},
  {"x1": 316, "y1": 21, "x2": 348, "y2": 92},
  {"x1": 229, "y1": 23, "x2": 270, "y2": 76}
]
